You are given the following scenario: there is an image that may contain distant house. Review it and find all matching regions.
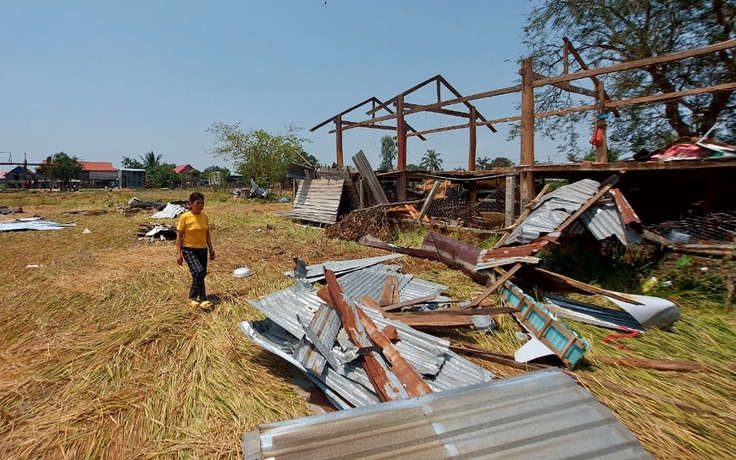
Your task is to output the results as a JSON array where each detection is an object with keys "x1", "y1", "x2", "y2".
[
  {"x1": 1, "y1": 166, "x2": 36, "y2": 188},
  {"x1": 118, "y1": 168, "x2": 146, "y2": 189},
  {"x1": 174, "y1": 164, "x2": 196, "y2": 175},
  {"x1": 79, "y1": 161, "x2": 119, "y2": 188}
]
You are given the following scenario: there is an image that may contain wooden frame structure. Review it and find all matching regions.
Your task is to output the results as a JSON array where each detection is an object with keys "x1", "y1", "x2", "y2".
[{"x1": 313, "y1": 39, "x2": 736, "y2": 206}]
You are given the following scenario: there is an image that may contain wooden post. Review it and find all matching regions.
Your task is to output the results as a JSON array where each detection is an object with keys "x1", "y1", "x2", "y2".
[
  {"x1": 396, "y1": 95, "x2": 407, "y2": 201},
  {"x1": 520, "y1": 57, "x2": 535, "y2": 207},
  {"x1": 505, "y1": 175, "x2": 516, "y2": 227},
  {"x1": 468, "y1": 106, "x2": 477, "y2": 171},
  {"x1": 335, "y1": 115, "x2": 344, "y2": 168},
  {"x1": 595, "y1": 82, "x2": 608, "y2": 163}
]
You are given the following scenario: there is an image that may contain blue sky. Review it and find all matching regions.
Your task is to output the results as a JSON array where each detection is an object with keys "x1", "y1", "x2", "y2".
[{"x1": 1, "y1": 1, "x2": 554, "y2": 171}]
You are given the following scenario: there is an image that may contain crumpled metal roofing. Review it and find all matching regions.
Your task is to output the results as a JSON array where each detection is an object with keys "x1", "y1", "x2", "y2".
[
  {"x1": 505, "y1": 179, "x2": 599, "y2": 245},
  {"x1": 0, "y1": 218, "x2": 76, "y2": 232},
  {"x1": 577, "y1": 203, "x2": 642, "y2": 245},
  {"x1": 242, "y1": 277, "x2": 495, "y2": 409},
  {"x1": 242, "y1": 368, "x2": 653, "y2": 460},
  {"x1": 150, "y1": 202, "x2": 186, "y2": 219},
  {"x1": 284, "y1": 254, "x2": 403, "y2": 282}
]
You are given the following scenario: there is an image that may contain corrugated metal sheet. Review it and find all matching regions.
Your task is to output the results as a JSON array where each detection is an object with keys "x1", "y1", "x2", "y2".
[
  {"x1": 243, "y1": 279, "x2": 495, "y2": 407},
  {"x1": 150, "y1": 203, "x2": 186, "y2": 219},
  {"x1": 581, "y1": 204, "x2": 638, "y2": 245},
  {"x1": 0, "y1": 218, "x2": 76, "y2": 232},
  {"x1": 243, "y1": 369, "x2": 653, "y2": 460},
  {"x1": 287, "y1": 178, "x2": 345, "y2": 224},
  {"x1": 352, "y1": 150, "x2": 389, "y2": 204},
  {"x1": 284, "y1": 254, "x2": 403, "y2": 282},
  {"x1": 505, "y1": 179, "x2": 600, "y2": 245},
  {"x1": 545, "y1": 294, "x2": 644, "y2": 332}
]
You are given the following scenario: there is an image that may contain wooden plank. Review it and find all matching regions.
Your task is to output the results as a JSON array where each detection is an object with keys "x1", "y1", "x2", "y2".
[
  {"x1": 378, "y1": 275, "x2": 400, "y2": 306},
  {"x1": 417, "y1": 180, "x2": 442, "y2": 222},
  {"x1": 533, "y1": 39, "x2": 736, "y2": 88},
  {"x1": 351, "y1": 150, "x2": 389, "y2": 204},
  {"x1": 382, "y1": 294, "x2": 437, "y2": 312},
  {"x1": 466, "y1": 263, "x2": 522, "y2": 308},
  {"x1": 504, "y1": 175, "x2": 516, "y2": 227},
  {"x1": 357, "y1": 297, "x2": 433, "y2": 397}
]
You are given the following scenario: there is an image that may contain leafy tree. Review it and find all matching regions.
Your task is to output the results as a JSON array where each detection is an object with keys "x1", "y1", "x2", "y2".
[
  {"x1": 568, "y1": 147, "x2": 622, "y2": 163},
  {"x1": 202, "y1": 165, "x2": 231, "y2": 188},
  {"x1": 121, "y1": 156, "x2": 144, "y2": 169},
  {"x1": 519, "y1": 0, "x2": 736, "y2": 158},
  {"x1": 146, "y1": 163, "x2": 179, "y2": 188},
  {"x1": 40, "y1": 152, "x2": 83, "y2": 188},
  {"x1": 206, "y1": 122, "x2": 309, "y2": 184},
  {"x1": 378, "y1": 135, "x2": 397, "y2": 170},
  {"x1": 490, "y1": 157, "x2": 515, "y2": 168},
  {"x1": 406, "y1": 163, "x2": 423, "y2": 171},
  {"x1": 476, "y1": 156, "x2": 493, "y2": 170},
  {"x1": 420, "y1": 149, "x2": 443, "y2": 172},
  {"x1": 140, "y1": 151, "x2": 163, "y2": 170}
]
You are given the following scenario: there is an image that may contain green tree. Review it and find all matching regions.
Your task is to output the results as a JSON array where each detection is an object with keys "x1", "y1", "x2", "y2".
[
  {"x1": 146, "y1": 163, "x2": 179, "y2": 189},
  {"x1": 520, "y1": 0, "x2": 736, "y2": 157},
  {"x1": 490, "y1": 157, "x2": 514, "y2": 168},
  {"x1": 206, "y1": 122, "x2": 309, "y2": 184},
  {"x1": 40, "y1": 152, "x2": 83, "y2": 189},
  {"x1": 140, "y1": 151, "x2": 163, "y2": 170},
  {"x1": 406, "y1": 164, "x2": 423, "y2": 171},
  {"x1": 568, "y1": 148, "x2": 622, "y2": 163},
  {"x1": 476, "y1": 156, "x2": 493, "y2": 170},
  {"x1": 202, "y1": 165, "x2": 231, "y2": 189},
  {"x1": 420, "y1": 149, "x2": 443, "y2": 172},
  {"x1": 378, "y1": 135, "x2": 397, "y2": 170},
  {"x1": 121, "y1": 157, "x2": 144, "y2": 169}
]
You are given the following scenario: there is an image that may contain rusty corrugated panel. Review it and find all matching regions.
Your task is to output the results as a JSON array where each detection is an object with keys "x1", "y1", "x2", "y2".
[
  {"x1": 611, "y1": 188, "x2": 642, "y2": 225},
  {"x1": 243, "y1": 369, "x2": 653, "y2": 460}
]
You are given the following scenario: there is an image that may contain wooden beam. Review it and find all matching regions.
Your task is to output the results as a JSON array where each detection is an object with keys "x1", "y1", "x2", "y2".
[
  {"x1": 605, "y1": 81, "x2": 736, "y2": 109},
  {"x1": 466, "y1": 263, "x2": 522, "y2": 308},
  {"x1": 417, "y1": 180, "x2": 442, "y2": 222},
  {"x1": 404, "y1": 102, "x2": 471, "y2": 118},
  {"x1": 504, "y1": 175, "x2": 516, "y2": 227},
  {"x1": 533, "y1": 71, "x2": 597, "y2": 97},
  {"x1": 562, "y1": 38, "x2": 621, "y2": 118},
  {"x1": 438, "y1": 75, "x2": 497, "y2": 132},
  {"x1": 469, "y1": 106, "x2": 477, "y2": 172},
  {"x1": 534, "y1": 39, "x2": 736, "y2": 88},
  {"x1": 335, "y1": 115, "x2": 343, "y2": 168},
  {"x1": 520, "y1": 57, "x2": 536, "y2": 206}
]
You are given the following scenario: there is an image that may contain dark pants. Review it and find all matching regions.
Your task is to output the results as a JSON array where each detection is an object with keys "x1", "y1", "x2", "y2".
[{"x1": 182, "y1": 247, "x2": 208, "y2": 301}]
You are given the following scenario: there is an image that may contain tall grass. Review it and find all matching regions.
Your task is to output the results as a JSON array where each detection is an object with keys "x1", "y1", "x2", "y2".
[{"x1": 0, "y1": 190, "x2": 734, "y2": 458}]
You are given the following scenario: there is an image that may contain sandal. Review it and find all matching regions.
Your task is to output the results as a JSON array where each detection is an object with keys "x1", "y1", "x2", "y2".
[
  {"x1": 189, "y1": 300, "x2": 200, "y2": 308},
  {"x1": 199, "y1": 300, "x2": 213, "y2": 309}
]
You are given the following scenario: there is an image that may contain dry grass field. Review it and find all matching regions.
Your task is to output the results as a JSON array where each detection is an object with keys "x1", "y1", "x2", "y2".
[{"x1": 0, "y1": 188, "x2": 734, "y2": 459}]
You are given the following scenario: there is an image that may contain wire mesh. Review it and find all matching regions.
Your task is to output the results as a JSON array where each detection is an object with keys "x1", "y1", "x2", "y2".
[
  {"x1": 425, "y1": 183, "x2": 520, "y2": 231},
  {"x1": 648, "y1": 211, "x2": 736, "y2": 245}
]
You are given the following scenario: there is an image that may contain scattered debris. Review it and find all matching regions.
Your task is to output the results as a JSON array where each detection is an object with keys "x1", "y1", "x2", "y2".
[
  {"x1": 136, "y1": 224, "x2": 177, "y2": 241},
  {"x1": 0, "y1": 218, "x2": 76, "y2": 232},
  {"x1": 233, "y1": 267, "x2": 252, "y2": 278},
  {"x1": 0, "y1": 206, "x2": 23, "y2": 215},
  {"x1": 150, "y1": 203, "x2": 186, "y2": 219},
  {"x1": 249, "y1": 179, "x2": 269, "y2": 199}
]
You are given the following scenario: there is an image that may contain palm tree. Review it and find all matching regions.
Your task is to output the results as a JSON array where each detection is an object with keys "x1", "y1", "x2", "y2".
[
  {"x1": 140, "y1": 151, "x2": 163, "y2": 170},
  {"x1": 420, "y1": 149, "x2": 443, "y2": 172},
  {"x1": 476, "y1": 156, "x2": 492, "y2": 170}
]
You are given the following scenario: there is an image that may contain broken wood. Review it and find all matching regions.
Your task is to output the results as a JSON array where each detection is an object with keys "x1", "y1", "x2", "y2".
[
  {"x1": 417, "y1": 180, "x2": 442, "y2": 222},
  {"x1": 595, "y1": 356, "x2": 734, "y2": 373},
  {"x1": 378, "y1": 275, "x2": 400, "y2": 306},
  {"x1": 356, "y1": 297, "x2": 433, "y2": 397},
  {"x1": 532, "y1": 267, "x2": 644, "y2": 305},
  {"x1": 466, "y1": 263, "x2": 522, "y2": 308},
  {"x1": 382, "y1": 294, "x2": 437, "y2": 312}
]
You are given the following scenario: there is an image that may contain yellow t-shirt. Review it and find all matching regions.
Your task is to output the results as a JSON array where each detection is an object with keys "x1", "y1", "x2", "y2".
[{"x1": 177, "y1": 211, "x2": 210, "y2": 249}]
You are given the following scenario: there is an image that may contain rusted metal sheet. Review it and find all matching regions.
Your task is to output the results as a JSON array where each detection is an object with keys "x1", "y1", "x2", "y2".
[
  {"x1": 611, "y1": 188, "x2": 641, "y2": 225},
  {"x1": 243, "y1": 369, "x2": 653, "y2": 460}
]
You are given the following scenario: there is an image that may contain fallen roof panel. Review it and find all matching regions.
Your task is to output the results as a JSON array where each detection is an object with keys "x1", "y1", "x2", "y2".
[
  {"x1": 284, "y1": 254, "x2": 403, "y2": 282},
  {"x1": 243, "y1": 369, "x2": 653, "y2": 460}
]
